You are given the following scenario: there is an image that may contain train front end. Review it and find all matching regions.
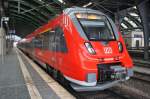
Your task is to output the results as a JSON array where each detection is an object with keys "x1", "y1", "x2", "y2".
[{"x1": 64, "y1": 8, "x2": 133, "y2": 91}]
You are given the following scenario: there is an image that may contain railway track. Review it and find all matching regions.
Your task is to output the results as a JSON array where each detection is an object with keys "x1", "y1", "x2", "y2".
[
  {"x1": 132, "y1": 72, "x2": 150, "y2": 84},
  {"x1": 132, "y1": 60, "x2": 150, "y2": 83},
  {"x1": 68, "y1": 84, "x2": 150, "y2": 99},
  {"x1": 133, "y1": 61, "x2": 150, "y2": 68},
  {"x1": 128, "y1": 50, "x2": 150, "y2": 58},
  {"x1": 68, "y1": 88, "x2": 129, "y2": 99}
]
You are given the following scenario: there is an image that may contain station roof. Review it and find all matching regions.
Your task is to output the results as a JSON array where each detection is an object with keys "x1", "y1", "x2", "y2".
[{"x1": 7, "y1": 0, "x2": 143, "y2": 37}]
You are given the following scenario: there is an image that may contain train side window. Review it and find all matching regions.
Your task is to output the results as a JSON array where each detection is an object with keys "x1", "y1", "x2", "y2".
[
  {"x1": 55, "y1": 27, "x2": 68, "y2": 52},
  {"x1": 49, "y1": 29, "x2": 55, "y2": 51},
  {"x1": 43, "y1": 32, "x2": 50, "y2": 50},
  {"x1": 31, "y1": 38, "x2": 36, "y2": 48},
  {"x1": 34, "y1": 35, "x2": 43, "y2": 48}
]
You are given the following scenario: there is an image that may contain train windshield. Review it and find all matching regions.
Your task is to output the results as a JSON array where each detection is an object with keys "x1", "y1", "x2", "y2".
[{"x1": 75, "y1": 13, "x2": 115, "y2": 41}]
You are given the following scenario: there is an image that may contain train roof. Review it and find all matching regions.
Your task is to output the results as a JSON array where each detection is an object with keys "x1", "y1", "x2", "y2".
[{"x1": 63, "y1": 7, "x2": 105, "y2": 16}]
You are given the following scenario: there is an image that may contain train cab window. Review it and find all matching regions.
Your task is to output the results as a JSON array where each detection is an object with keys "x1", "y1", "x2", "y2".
[
  {"x1": 75, "y1": 13, "x2": 115, "y2": 41},
  {"x1": 55, "y1": 27, "x2": 68, "y2": 52}
]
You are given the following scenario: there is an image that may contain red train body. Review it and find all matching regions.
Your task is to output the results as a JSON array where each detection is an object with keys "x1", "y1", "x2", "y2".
[{"x1": 18, "y1": 7, "x2": 133, "y2": 91}]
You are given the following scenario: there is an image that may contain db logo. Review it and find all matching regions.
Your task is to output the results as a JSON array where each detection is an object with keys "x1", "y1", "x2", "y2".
[{"x1": 104, "y1": 47, "x2": 112, "y2": 54}]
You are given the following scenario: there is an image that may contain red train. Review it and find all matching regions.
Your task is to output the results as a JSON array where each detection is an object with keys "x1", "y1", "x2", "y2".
[{"x1": 18, "y1": 7, "x2": 133, "y2": 91}]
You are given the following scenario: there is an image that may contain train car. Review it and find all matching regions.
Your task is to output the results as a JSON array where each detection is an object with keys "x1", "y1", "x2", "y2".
[{"x1": 18, "y1": 7, "x2": 133, "y2": 91}]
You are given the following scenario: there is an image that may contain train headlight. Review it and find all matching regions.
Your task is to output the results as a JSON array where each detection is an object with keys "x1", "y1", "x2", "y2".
[
  {"x1": 85, "y1": 42, "x2": 96, "y2": 55},
  {"x1": 118, "y1": 42, "x2": 123, "y2": 53}
]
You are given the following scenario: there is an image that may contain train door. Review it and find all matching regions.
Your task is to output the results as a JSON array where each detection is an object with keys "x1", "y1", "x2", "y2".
[
  {"x1": 51, "y1": 27, "x2": 60, "y2": 78},
  {"x1": 50, "y1": 26, "x2": 68, "y2": 78},
  {"x1": 54, "y1": 26, "x2": 68, "y2": 70}
]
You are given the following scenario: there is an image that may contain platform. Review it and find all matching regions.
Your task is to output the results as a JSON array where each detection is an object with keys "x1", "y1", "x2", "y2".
[{"x1": 0, "y1": 48, "x2": 74, "y2": 99}]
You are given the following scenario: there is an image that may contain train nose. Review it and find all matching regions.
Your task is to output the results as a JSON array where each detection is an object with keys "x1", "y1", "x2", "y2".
[
  {"x1": 102, "y1": 41, "x2": 123, "y2": 55},
  {"x1": 90, "y1": 41, "x2": 122, "y2": 57},
  {"x1": 103, "y1": 46, "x2": 113, "y2": 54}
]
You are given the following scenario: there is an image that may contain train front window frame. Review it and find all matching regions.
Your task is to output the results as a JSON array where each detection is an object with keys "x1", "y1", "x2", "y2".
[{"x1": 75, "y1": 13, "x2": 116, "y2": 41}]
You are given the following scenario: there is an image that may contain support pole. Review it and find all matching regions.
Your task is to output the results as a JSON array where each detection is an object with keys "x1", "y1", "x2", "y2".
[
  {"x1": 137, "y1": 1, "x2": 150, "y2": 60},
  {"x1": 1, "y1": 29, "x2": 4, "y2": 64},
  {"x1": 0, "y1": 17, "x2": 8, "y2": 64},
  {"x1": 0, "y1": 18, "x2": 4, "y2": 64},
  {"x1": 18, "y1": 0, "x2": 21, "y2": 14}
]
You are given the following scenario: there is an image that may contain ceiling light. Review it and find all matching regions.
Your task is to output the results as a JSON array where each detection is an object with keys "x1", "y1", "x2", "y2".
[
  {"x1": 83, "y1": 2, "x2": 92, "y2": 7},
  {"x1": 58, "y1": 0, "x2": 66, "y2": 4},
  {"x1": 129, "y1": 13, "x2": 138, "y2": 17},
  {"x1": 124, "y1": 17, "x2": 137, "y2": 28},
  {"x1": 121, "y1": 23, "x2": 128, "y2": 29},
  {"x1": 38, "y1": 0, "x2": 44, "y2": 4},
  {"x1": 133, "y1": 6, "x2": 137, "y2": 9}
]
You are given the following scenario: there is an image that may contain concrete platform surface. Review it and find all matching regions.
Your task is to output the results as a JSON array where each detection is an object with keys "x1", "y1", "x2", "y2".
[{"x1": 0, "y1": 48, "x2": 74, "y2": 99}]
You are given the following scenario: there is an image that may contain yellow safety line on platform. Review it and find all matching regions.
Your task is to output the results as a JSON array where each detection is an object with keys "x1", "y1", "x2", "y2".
[
  {"x1": 16, "y1": 49, "x2": 42, "y2": 99},
  {"x1": 18, "y1": 49, "x2": 75, "y2": 99}
]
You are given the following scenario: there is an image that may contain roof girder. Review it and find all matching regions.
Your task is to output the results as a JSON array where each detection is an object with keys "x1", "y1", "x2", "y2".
[
  {"x1": 9, "y1": 4, "x2": 49, "y2": 21},
  {"x1": 122, "y1": 20, "x2": 134, "y2": 28},
  {"x1": 10, "y1": 16, "x2": 39, "y2": 28},
  {"x1": 10, "y1": 9, "x2": 45, "y2": 24},
  {"x1": 10, "y1": 0, "x2": 54, "y2": 16},
  {"x1": 25, "y1": 0, "x2": 60, "y2": 14},
  {"x1": 10, "y1": 10, "x2": 42, "y2": 25},
  {"x1": 11, "y1": 18, "x2": 37, "y2": 37},
  {"x1": 9, "y1": 6, "x2": 47, "y2": 23},
  {"x1": 52, "y1": 0, "x2": 67, "y2": 9},
  {"x1": 126, "y1": 14, "x2": 141, "y2": 27}
]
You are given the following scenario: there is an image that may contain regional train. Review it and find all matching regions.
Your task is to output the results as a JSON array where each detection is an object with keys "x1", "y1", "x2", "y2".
[{"x1": 18, "y1": 7, "x2": 133, "y2": 91}]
